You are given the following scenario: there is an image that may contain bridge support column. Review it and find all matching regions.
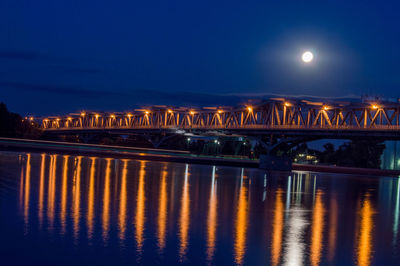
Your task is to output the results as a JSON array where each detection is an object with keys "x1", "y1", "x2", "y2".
[
  {"x1": 145, "y1": 134, "x2": 176, "y2": 148},
  {"x1": 250, "y1": 135, "x2": 319, "y2": 171}
]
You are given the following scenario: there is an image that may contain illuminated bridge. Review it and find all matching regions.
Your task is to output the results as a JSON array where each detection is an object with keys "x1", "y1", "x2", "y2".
[{"x1": 37, "y1": 98, "x2": 400, "y2": 150}]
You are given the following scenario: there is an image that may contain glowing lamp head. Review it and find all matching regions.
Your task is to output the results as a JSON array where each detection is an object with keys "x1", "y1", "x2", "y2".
[
  {"x1": 95, "y1": 114, "x2": 100, "y2": 118},
  {"x1": 372, "y1": 104, "x2": 379, "y2": 109},
  {"x1": 217, "y1": 110, "x2": 223, "y2": 114},
  {"x1": 323, "y1": 106, "x2": 329, "y2": 111},
  {"x1": 81, "y1": 112, "x2": 86, "y2": 117},
  {"x1": 110, "y1": 114, "x2": 115, "y2": 118},
  {"x1": 127, "y1": 113, "x2": 132, "y2": 118},
  {"x1": 29, "y1": 117, "x2": 34, "y2": 121},
  {"x1": 284, "y1": 102, "x2": 291, "y2": 107},
  {"x1": 190, "y1": 111, "x2": 195, "y2": 115},
  {"x1": 67, "y1": 117, "x2": 72, "y2": 121},
  {"x1": 145, "y1": 111, "x2": 149, "y2": 115},
  {"x1": 302, "y1": 51, "x2": 314, "y2": 63},
  {"x1": 167, "y1": 109, "x2": 173, "y2": 113},
  {"x1": 247, "y1": 106, "x2": 253, "y2": 112}
]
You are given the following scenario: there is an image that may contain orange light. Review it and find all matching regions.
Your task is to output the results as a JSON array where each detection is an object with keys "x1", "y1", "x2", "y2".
[
  {"x1": 145, "y1": 111, "x2": 149, "y2": 115},
  {"x1": 43, "y1": 119, "x2": 49, "y2": 122},
  {"x1": 67, "y1": 117, "x2": 72, "y2": 120},
  {"x1": 218, "y1": 110, "x2": 223, "y2": 114},
  {"x1": 167, "y1": 109, "x2": 173, "y2": 113},
  {"x1": 127, "y1": 113, "x2": 132, "y2": 118},
  {"x1": 323, "y1": 106, "x2": 329, "y2": 111},
  {"x1": 56, "y1": 118, "x2": 60, "y2": 121},
  {"x1": 29, "y1": 117, "x2": 34, "y2": 121},
  {"x1": 190, "y1": 111, "x2": 195, "y2": 115},
  {"x1": 95, "y1": 114, "x2": 100, "y2": 118},
  {"x1": 284, "y1": 102, "x2": 291, "y2": 107},
  {"x1": 110, "y1": 114, "x2": 115, "y2": 118},
  {"x1": 247, "y1": 106, "x2": 253, "y2": 112},
  {"x1": 371, "y1": 104, "x2": 379, "y2": 110},
  {"x1": 81, "y1": 112, "x2": 86, "y2": 117}
]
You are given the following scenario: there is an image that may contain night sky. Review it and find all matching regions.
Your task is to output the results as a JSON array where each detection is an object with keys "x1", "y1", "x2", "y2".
[{"x1": 1, "y1": 1, "x2": 400, "y2": 115}]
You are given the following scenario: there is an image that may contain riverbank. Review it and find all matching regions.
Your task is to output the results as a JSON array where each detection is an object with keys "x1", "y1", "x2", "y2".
[
  {"x1": 0, "y1": 137, "x2": 257, "y2": 168},
  {"x1": 1, "y1": 137, "x2": 399, "y2": 176}
]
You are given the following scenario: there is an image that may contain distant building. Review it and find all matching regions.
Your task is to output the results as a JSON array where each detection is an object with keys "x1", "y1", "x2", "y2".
[{"x1": 381, "y1": 141, "x2": 400, "y2": 170}]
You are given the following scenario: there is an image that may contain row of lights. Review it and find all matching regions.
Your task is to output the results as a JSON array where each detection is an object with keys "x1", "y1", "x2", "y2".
[
  {"x1": 186, "y1": 137, "x2": 222, "y2": 145},
  {"x1": 42, "y1": 103, "x2": 382, "y2": 123},
  {"x1": 45, "y1": 108, "x2": 249, "y2": 122},
  {"x1": 283, "y1": 101, "x2": 380, "y2": 111},
  {"x1": 76, "y1": 109, "x2": 227, "y2": 118},
  {"x1": 321, "y1": 104, "x2": 380, "y2": 111}
]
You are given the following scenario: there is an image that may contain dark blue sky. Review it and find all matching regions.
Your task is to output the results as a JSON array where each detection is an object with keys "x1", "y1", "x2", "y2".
[{"x1": 1, "y1": 0, "x2": 400, "y2": 115}]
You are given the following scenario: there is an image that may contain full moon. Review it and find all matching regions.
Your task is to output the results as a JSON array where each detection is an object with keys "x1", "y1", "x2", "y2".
[{"x1": 302, "y1": 51, "x2": 314, "y2": 63}]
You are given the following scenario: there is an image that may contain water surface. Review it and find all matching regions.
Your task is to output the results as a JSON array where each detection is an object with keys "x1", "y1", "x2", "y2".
[{"x1": 0, "y1": 151, "x2": 399, "y2": 265}]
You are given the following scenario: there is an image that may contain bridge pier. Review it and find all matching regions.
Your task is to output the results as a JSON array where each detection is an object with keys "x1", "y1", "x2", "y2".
[
  {"x1": 251, "y1": 135, "x2": 319, "y2": 170},
  {"x1": 144, "y1": 133, "x2": 176, "y2": 148}
]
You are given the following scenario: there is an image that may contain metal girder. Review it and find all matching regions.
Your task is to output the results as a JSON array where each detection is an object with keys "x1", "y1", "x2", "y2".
[{"x1": 38, "y1": 99, "x2": 400, "y2": 137}]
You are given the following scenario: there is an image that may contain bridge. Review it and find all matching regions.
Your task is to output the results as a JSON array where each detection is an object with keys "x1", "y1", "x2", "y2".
[{"x1": 36, "y1": 98, "x2": 400, "y2": 151}]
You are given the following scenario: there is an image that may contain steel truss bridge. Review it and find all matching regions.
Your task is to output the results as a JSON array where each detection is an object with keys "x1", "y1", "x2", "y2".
[
  {"x1": 36, "y1": 98, "x2": 400, "y2": 151},
  {"x1": 39, "y1": 98, "x2": 400, "y2": 136}
]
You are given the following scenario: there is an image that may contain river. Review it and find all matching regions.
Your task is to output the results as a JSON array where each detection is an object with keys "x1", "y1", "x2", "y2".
[{"x1": 0, "y1": 151, "x2": 399, "y2": 265}]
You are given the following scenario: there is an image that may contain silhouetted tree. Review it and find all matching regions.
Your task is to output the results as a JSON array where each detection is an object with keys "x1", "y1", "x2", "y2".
[
  {"x1": 336, "y1": 140, "x2": 385, "y2": 168},
  {"x1": 0, "y1": 102, "x2": 41, "y2": 138},
  {"x1": 318, "y1": 140, "x2": 385, "y2": 169},
  {"x1": 320, "y1": 143, "x2": 337, "y2": 164}
]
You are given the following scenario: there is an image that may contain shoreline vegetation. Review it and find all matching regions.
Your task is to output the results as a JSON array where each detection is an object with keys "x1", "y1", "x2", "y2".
[{"x1": 0, "y1": 102, "x2": 388, "y2": 172}]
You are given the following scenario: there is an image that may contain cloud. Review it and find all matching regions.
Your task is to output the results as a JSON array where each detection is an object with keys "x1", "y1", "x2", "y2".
[
  {"x1": 0, "y1": 50, "x2": 103, "y2": 74},
  {"x1": 52, "y1": 65, "x2": 103, "y2": 74},
  {"x1": 0, "y1": 81, "x2": 127, "y2": 98},
  {"x1": 0, "y1": 51, "x2": 42, "y2": 61}
]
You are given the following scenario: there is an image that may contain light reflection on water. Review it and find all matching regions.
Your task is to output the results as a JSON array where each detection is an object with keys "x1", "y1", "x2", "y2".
[
  {"x1": 234, "y1": 169, "x2": 248, "y2": 265},
  {"x1": 102, "y1": 158, "x2": 112, "y2": 244},
  {"x1": 310, "y1": 190, "x2": 324, "y2": 266},
  {"x1": 157, "y1": 164, "x2": 168, "y2": 253},
  {"x1": 355, "y1": 194, "x2": 375, "y2": 266},
  {"x1": 206, "y1": 166, "x2": 217, "y2": 263},
  {"x1": 271, "y1": 188, "x2": 283, "y2": 266},
  {"x1": 1, "y1": 151, "x2": 400, "y2": 265}
]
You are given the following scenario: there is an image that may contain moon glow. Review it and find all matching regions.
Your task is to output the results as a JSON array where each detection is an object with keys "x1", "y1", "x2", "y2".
[{"x1": 302, "y1": 51, "x2": 314, "y2": 63}]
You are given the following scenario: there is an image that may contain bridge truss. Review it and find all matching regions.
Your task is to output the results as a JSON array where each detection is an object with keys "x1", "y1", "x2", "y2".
[{"x1": 39, "y1": 99, "x2": 400, "y2": 137}]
